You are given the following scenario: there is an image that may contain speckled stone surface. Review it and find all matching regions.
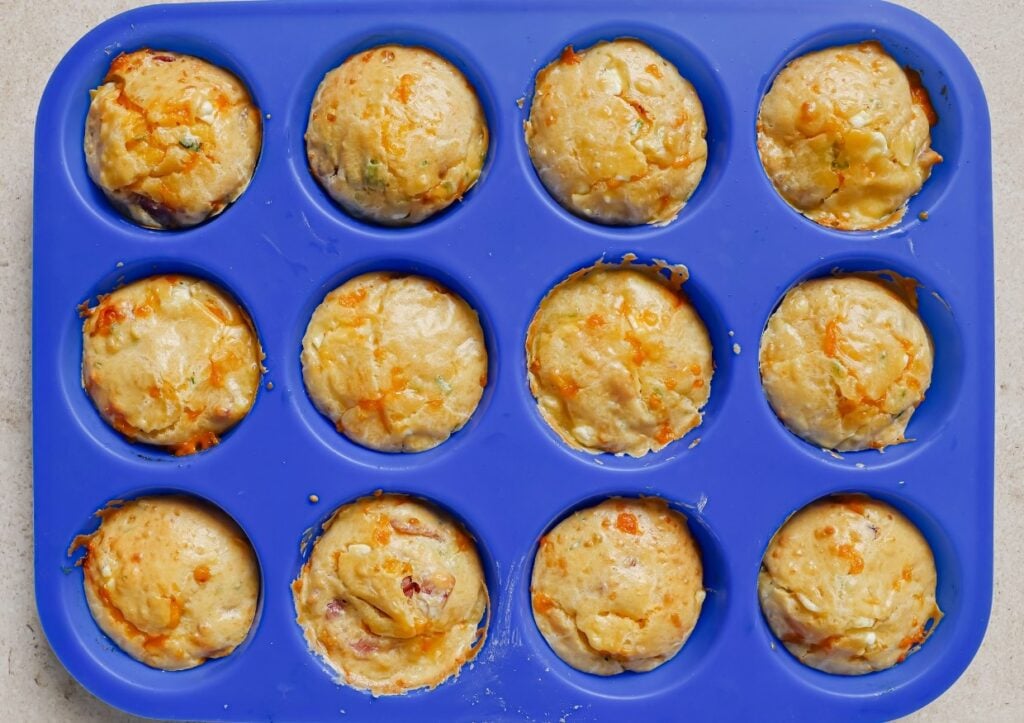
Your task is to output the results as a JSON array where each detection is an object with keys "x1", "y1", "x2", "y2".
[{"x1": 1, "y1": 1, "x2": 1020, "y2": 720}]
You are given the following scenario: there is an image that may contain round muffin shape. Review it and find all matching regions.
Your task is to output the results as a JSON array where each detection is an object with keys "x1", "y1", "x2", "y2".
[
  {"x1": 301, "y1": 272, "x2": 487, "y2": 453},
  {"x1": 757, "y1": 41, "x2": 941, "y2": 230},
  {"x1": 759, "y1": 274, "x2": 933, "y2": 452},
  {"x1": 531, "y1": 497, "x2": 705, "y2": 675},
  {"x1": 526, "y1": 263, "x2": 712, "y2": 457},
  {"x1": 306, "y1": 45, "x2": 488, "y2": 226},
  {"x1": 292, "y1": 494, "x2": 489, "y2": 695},
  {"x1": 85, "y1": 49, "x2": 261, "y2": 229},
  {"x1": 81, "y1": 275, "x2": 263, "y2": 456},
  {"x1": 74, "y1": 496, "x2": 260, "y2": 671},
  {"x1": 759, "y1": 494, "x2": 942, "y2": 674},
  {"x1": 525, "y1": 39, "x2": 708, "y2": 226}
]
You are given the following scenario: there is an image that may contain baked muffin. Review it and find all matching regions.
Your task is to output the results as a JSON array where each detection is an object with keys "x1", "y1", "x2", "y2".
[
  {"x1": 292, "y1": 494, "x2": 489, "y2": 695},
  {"x1": 85, "y1": 49, "x2": 261, "y2": 229},
  {"x1": 526, "y1": 262, "x2": 712, "y2": 457},
  {"x1": 73, "y1": 496, "x2": 259, "y2": 671},
  {"x1": 525, "y1": 39, "x2": 707, "y2": 226},
  {"x1": 306, "y1": 45, "x2": 488, "y2": 225},
  {"x1": 757, "y1": 41, "x2": 941, "y2": 230},
  {"x1": 759, "y1": 274, "x2": 933, "y2": 451},
  {"x1": 81, "y1": 275, "x2": 262, "y2": 455},
  {"x1": 759, "y1": 494, "x2": 942, "y2": 674},
  {"x1": 531, "y1": 497, "x2": 704, "y2": 674},
  {"x1": 301, "y1": 272, "x2": 487, "y2": 452}
]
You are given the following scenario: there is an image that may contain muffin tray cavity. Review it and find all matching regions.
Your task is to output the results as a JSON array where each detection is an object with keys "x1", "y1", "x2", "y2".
[{"x1": 33, "y1": 1, "x2": 992, "y2": 720}]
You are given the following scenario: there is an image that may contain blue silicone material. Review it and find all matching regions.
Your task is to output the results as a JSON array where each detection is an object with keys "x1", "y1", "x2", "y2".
[{"x1": 32, "y1": 1, "x2": 993, "y2": 720}]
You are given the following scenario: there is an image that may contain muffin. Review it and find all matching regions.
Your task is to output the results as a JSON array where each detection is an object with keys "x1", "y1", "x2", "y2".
[
  {"x1": 525, "y1": 39, "x2": 707, "y2": 226},
  {"x1": 757, "y1": 41, "x2": 941, "y2": 230},
  {"x1": 292, "y1": 494, "x2": 489, "y2": 695},
  {"x1": 85, "y1": 49, "x2": 261, "y2": 229},
  {"x1": 759, "y1": 494, "x2": 942, "y2": 674},
  {"x1": 531, "y1": 497, "x2": 705, "y2": 674},
  {"x1": 81, "y1": 275, "x2": 262, "y2": 455},
  {"x1": 306, "y1": 45, "x2": 488, "y2": 225},
  {"x1": 72, "y1": 496, "x2": 259, "y2": 671},
  {"x1": 526, "y1": 262, "x2": 712, "y2": 457},
  {"x1": 301, "y1": 272, "x2": 487, "y2": 452},
  {"x1": 759, "y1": 274, "x2": 933, "y2": 451}
]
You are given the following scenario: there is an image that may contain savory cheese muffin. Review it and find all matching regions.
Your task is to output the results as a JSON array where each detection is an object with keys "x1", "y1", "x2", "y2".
[
  {"x1": 73, "y1": 496, "x2": 259, "y2": 671},
  {"x1": 759, "y1": 494, "x2": 942, "y2": 674},
  {"x1": 525, "y1": 39, "x2": 707, "y2": 226},
  {"x1": 757, "y1": 41, "x2": 941, "y2": 230},
  {"x1": 306, "y1": 45, "x2": 488, "y2": 225},
  {"x1": 85, "y1": 49, "x2": 261, "y2": 229},
  {"x1": 759, "y1": 274, "x2": 933, "y2": 451},
  {"x1": 526, "y1": 262, "x2": 712, "y2": 457},
  {"x1": 301, "y1": 272, "x2": 487, "y2": 452},
  {"x1": 292, "y1": 494, "x2": 489, "y2": 695},
  {"x1": 81, "y1": 275, "x2": 262, "y2": 455},
  {"x1": 531, "y1": 497, "x2": 705, "y2": 674}
]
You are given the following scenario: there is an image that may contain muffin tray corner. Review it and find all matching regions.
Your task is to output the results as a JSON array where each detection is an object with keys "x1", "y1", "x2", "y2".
[{"x1": 32, "y1": 1, "x2": 993, "y2": 720}]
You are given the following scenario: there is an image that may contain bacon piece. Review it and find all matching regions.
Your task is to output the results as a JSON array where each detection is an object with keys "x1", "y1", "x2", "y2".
[
  {"x1": 325, "y1": 598, "x2": 346, "y2": 619},
  {"x1": 401, "y1": 576, "x2": 420, "y2": 598},
  {"x1": 350, "y1": 638, "x2": 379, "y2": 657}
]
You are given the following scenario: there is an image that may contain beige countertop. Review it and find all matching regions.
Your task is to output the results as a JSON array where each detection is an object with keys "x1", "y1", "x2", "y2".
[{"x1": 1, "y1": 0, "x2": 1020, "y2": 720}]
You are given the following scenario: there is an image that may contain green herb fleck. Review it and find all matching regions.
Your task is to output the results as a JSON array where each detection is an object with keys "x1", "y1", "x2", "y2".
[
  {"x1": 363, "y1": 159, "x2": 386, "y2": 189},
  {"x1": 632, "y1": 118, "x2": 644, "y2": 134},
  {"x1": 830, "y1": 360, "x2": 846, "y2": 378},
  {"x1": 436, "y1": 376, "x2": 453, "y2": 394},
  {"x1": 441, "y1": 180, "x2": 456, "y2": 195},
  {"x1": 189, "y1": 374, "x2": 196, "y2": 385},
  {"x1": 179, "y1": 134, "x2": 201, "y2": 152}
]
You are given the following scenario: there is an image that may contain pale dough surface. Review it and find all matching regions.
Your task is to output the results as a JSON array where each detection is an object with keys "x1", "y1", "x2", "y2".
[
  {"x1": 757, "y1": 41, "x2": 941, "y2": 230},
  {"x1": 531, "y1": 497, "x2": 705, "y2": 674},
  {"x1": 301, "y1": 272, "x2": 487, "y2": 452},
  {"x1": 759, "y1": 275, "x2": 933, "y2": 451},
  {"x1": 526, "y1": 264, "x2": 712, "y2": 457},
  {"x1": 306, "y1": 45, "x2": 488, "y2": 226},
  {"x1": 81, "y1": 275, "x2": 262, "y2": 455},
  {"x1": 292, "y1": 494, "x2": 488, "y2": 695},
  {"x1": 76, "y1": 496, "x2": 259, "y2": 671},
  {"x1": 84, "y1": 49, "x2": 261, "y2": 229},
  {"x1": 526, "y1": 39, "x2": 707, "y2": 226},
  {"x1": 759, "y1": 495, "x2": 942, "y2": 674}
]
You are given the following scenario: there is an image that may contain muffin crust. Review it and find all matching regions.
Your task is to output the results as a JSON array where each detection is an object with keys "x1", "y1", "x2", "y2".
[
  {"x1": 759, "y1": 274, "x2": 933, "y2": 451},
  {"x1": 81, "y1": 275, "x2": 262, "y2": 455},
  {"x1": 757, "y1": 41, "x2": 941, "y2": 230},
  {"x1": 306, "y1": 45, "x2": 488, "y2": 225},
  {"x1": 85, "y1": 49, "x2": 261, "y2": 229},
  {"x1": 301, "y1": 272, "x2": 487, "y2": 452},
  {"x1": 292, "y1": 494, "x2": 488, "y2": 694},
  {"x1": 74, "y1": 496, "x2": 259, "y2": 671},
  {"x1": 526, "y1": 39, "x2": 707, "y2": 226},
  {"x1": 526, "y1": 262, "x2": 712, "y2": 456},
  {"x1": 531, "y1": 497, "x2": 705, "y2": 674},
  {"x1": 759, "y1": 494, "x2": 942, "y2": 674}
]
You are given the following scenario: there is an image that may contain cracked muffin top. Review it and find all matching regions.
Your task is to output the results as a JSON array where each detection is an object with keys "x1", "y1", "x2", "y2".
[
  {"x1": 757, "y1": 41, "x2": 941, "y2": 230},
  {"x1": 74, "y1": 495, "x2": 259, "y2": 671},
  {"x1": 84, "y1": 49, "x2": 261, "y2": 229},
  {"x1": 526, "y1": 262, "x2": 712, "y2": 457},
  {"x1": 525, "y1": 39, "x2": 708, "y2": 226},
  {"x1": 758, "y1": 274, "x2": 933, "y2": 452},
  {"x1": 531, "y1": 497, "x2": 705, "y2": 675},
  {"x1": 81, "y1": 275, "x2": 263, "y2": 456},
  {"x1": 759, "y1": 494, "x2": 942, "y2": 674},
  {"x1": 292, "y1": 494, "x2": 488, "y2": 695},
  {"x1": 305, "y1": 45, "x2": 488, "y2": 226},
  {"x1": 301, "y1": 272, "x2": 487, "y2": 452}
]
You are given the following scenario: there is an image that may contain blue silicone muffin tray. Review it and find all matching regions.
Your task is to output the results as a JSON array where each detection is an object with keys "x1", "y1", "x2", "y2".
[{"x1": 33, "y1": 1, "x2": 993, "y2": 720}]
